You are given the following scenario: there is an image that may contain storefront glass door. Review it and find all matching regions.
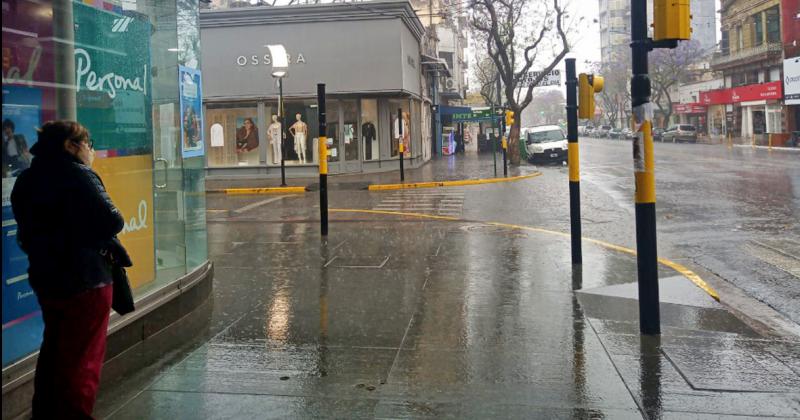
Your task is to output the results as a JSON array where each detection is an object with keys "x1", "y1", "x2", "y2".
[
  {"x1": 341, "y1": 100, "x2": 362, "y2": 173},
  {"x1": 327, "y1": 102, "x2": 341, "y2": 173}
]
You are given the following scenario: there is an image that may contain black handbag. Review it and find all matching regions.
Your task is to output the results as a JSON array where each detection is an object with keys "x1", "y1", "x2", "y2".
[
  {"x1": 108, "y1": 237, "x2": 135, "y2": 315},
  {"x1": 111, "y1": 264, "x2": 135, "y2": 315}
]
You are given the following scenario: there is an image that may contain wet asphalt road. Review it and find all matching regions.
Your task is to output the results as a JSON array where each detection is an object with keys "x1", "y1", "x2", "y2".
[{"x1": 94, "y1": 141, "x2": 800, "y2": 419}]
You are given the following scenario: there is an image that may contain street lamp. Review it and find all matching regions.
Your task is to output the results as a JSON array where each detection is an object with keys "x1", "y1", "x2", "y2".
[{"x1": 268, "y1": 44, "x2": 289, "y2": 186}]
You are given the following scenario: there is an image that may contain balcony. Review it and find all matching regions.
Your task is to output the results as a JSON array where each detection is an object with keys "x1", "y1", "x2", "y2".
[{"x1": 711, "y1": 42, "x2": 782, "y2": 70}]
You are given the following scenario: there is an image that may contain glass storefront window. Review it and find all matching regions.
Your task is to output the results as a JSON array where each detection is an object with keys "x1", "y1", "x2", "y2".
[
  {"x1": 388, "y1": 99, "x2": 411, "y2": 158},
  {"x1": 2, "y1": 0, "x2": 207, "y2": 367},
  {"x1": 361, "y1": 99, "x2": 379, "y2": 161},
  {"x1": 283, "y1": 100, "x2": 319, "y2": 165},
  {"x1": 206, "y1": 103, "x2": 260, "y2": 167}
]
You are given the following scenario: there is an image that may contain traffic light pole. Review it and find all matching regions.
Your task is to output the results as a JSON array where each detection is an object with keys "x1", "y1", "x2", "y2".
[
  {"x1": 565, "y1": 58, "x2": 581, "y2": 265},
  {"x1": 631, "y1": 0, "x2": 659, "y2": 335},
  {"x1": 318, "y1": 84, "x2": 328, "y2": 237},
  {"x1": 501, "y1": 114, "x2": 507, "y2": 177},
  {"x1": 398, "y1": 108, "x2": 405, "y2": 182}
]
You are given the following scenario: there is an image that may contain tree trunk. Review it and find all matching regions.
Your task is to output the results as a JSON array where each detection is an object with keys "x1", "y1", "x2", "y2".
[{"x1": 508, "y1": 118, "x2": 521, "y2": 165}]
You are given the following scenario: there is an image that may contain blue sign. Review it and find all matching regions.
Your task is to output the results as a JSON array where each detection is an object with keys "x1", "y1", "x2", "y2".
[{"x1": 179, "y1": 66, "x2": 205, "y2": 158}]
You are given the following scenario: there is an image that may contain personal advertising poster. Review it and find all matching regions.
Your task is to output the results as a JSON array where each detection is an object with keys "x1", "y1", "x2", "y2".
[
  {"x1": 74, "y1": 2, "x2": 155, "y2": 290},
  {"x1": 3, "y1": 71, "x2": 45, "y2": 366},
  {"x1": 180, "y1": 66, "x2": 205, "y2": 158}
]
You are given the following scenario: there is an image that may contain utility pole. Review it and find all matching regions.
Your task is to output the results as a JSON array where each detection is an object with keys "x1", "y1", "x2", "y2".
[
  {"x1": 565, "y1": 58, "x2": 581, "y2": 265},
  {"x1": 630, "y1": 0, "x2": 686, "y2": 335}
]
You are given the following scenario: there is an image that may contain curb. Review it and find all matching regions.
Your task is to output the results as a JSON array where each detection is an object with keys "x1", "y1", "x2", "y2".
[
  {"x1": 733, "y1": 144, "x2": 800, "y2": 152},
  {"x1": 367, "y1": 172, "x2": 542, "y2": 191},
  {"x1": 213, "y1": 186, "x2": 308, "y2": 195}
]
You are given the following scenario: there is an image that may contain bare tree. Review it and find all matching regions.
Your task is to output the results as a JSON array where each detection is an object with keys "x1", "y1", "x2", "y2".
[
  {"x1": 592, "y1": 58, "x2": 631, "y2": 128},
  {"x1": 474, "y1": 56, "x2": 500, "y2": 106},
  {"x1": 650, "y1": 40, "x2": 707, "y2": 128},
  {"x1": 470, "y1": 0, "x2": 574, "y2": 164}
]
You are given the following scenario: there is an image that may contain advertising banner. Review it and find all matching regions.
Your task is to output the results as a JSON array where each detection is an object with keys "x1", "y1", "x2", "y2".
[
  {"x1": 179, "y1": 66, "x2": 205, "y2": 158},
  {"x1": 2, "y1": 1, "x2": 52, "y2": 365},
  {"x1": 672, "y1": 103, "x2": 707, "y2": 114},
  {"x1": 782, "y1": 0, "x2": 799, "y2": 59},
  {"x1": 785, "y1": 57, "x2": 800, "y2": 106},
  {"x1": 73, "y1": 2, "x2": 155, "y2": 288},
  {"x1": 520, "y1": 69, "x2": 561, "y2": 87},
  {"x1": 699, "y1": 81, "x2": 783, "y2": 105}
]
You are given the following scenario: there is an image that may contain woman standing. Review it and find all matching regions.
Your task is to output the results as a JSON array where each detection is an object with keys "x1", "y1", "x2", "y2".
[{"x1": 10, "y1": 121, "x2": 125, "y2": 419}]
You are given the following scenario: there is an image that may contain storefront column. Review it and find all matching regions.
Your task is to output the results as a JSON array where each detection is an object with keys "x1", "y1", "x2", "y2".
[{"x1": 53, "y1": 0, "x2": 76, "y2": 120}]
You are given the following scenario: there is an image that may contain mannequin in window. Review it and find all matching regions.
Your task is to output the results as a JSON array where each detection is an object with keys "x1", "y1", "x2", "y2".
[
  {"x1": 268, "y1": 115, "x2": 282, "y2": 164},
  {"x1": 394, "y1": 113, "x2": 410, "y2": 157},
  {"x1": 235, "y1": 117, "x2": 259, "y2": 153},
  {"x1": 289, "y1": 113, "x2": 308, "y2": 163},
  {"x1": 402, "y1": 112, "x2": 410, "y2": 157},
  {"x1": 362, "y1": 121, "x2": 376, "y2": 160}
]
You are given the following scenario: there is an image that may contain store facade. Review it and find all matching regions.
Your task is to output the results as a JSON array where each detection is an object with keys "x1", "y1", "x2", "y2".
[
  {"x1": 199, "y1": 1, "x2": 430, "y2": 177},
  {"x1": 2, "y1": 1, "x2": 212, "y2": 414},
  {"x1": 699, "y1": 81, "x2": 784, "y2": 143}
]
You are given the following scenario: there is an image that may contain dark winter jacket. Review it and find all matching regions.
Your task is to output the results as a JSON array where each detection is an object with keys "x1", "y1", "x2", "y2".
[{"x1": 10, "y1": 145, "x2": 124, "y2": 298}]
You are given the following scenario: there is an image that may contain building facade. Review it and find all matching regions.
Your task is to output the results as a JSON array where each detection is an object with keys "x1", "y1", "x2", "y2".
[
  {"x1": 705, "y1": 0, "x2": 786, "y2": 143},
  {"x1": 199, "y1": 1, "x2": 436, "y2": 177},
  {"x1": 782, "y1": 0, "x2": 799, "y2": 138},
  {"x1": 2, "y1": 0, "x2": 212, "y2": 415},
  {"x1": 598, "y1": 0, "x2": 717, "y2": 64}
]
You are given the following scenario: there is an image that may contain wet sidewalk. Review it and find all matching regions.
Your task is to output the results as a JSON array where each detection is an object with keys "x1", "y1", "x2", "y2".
[
  {"x1": 206, "y1": 151, "x2": 536, "y2": 191},
  {"x1": 99, "y1": 204, "x2": 800, "y2": 419}
]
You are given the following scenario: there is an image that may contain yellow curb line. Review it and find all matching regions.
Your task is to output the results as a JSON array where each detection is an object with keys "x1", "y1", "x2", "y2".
[
  {"x1": 222, "y1": 187, "x2": 307, "y2": 195},
  {"x1": 330, "y1": 209, "x2": 720, "y2": 302},
  {"x1": 367, "y1": 172, "x2": 542, "y2": 191}
]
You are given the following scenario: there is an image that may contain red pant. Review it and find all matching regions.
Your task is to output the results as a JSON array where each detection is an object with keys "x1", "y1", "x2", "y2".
[{"x1": 33, "y1": 284, "x2": 113, "y2": 420}]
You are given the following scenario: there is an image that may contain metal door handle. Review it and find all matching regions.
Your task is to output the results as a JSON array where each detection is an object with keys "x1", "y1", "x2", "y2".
[{"x1": 154, "y1": 158, "x2": 168, "y2": 189}]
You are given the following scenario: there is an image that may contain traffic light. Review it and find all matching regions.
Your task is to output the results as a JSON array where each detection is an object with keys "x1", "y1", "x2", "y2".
[
  {"x1": 505, "y1": 110, "x2": 515, "y2": 127},
  {"x1": 578, "y1": 73, "x2": 604, "y2": 120},
  {"x1": 653, "y1": 0, "x2": 691, "y2": 41}
]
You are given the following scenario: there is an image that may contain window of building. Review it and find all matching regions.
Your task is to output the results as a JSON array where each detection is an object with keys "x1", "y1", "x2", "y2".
[
  {"x1": 205, "y1": 103, "x2": 261, "y2": 167},
  {"x1": 720, "y1": 30, "x2": 729, "y2": 55},
  {"x1": 361, "y1": 99, "x2": 379, "y2": 161},
  {"x1": 388, "y1": 100, "x2": 411, "y2": 158},
  {"x1": 752, "y1": 14, "x2": 763, "y2": 47},
  {"x1": 766, "y1": 6, "x2": 780, "y2": 43},
  {"x1": 736, "y1": 25, "x2": 744, "y2": 50}
]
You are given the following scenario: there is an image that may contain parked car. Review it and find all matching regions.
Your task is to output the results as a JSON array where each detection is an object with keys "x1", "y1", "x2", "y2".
[
  {"x1": 621, "y1": 127, "x2": 634, "y2": 139},
  {"x1": 652, "y1": 127, "x2": 664, "y2": 142},
  {"x1": 525, "y1": 125, "x2": 567, "y2": 164},
  {"x1": 662, "y1": 125, "x2": 697, "y2": 143},
  {"x1": 596, "y1": 125, "x2": 613, "y2": 138},
  {"x1": 608, "y1": 127, "x2": 623, "y2": 139}
]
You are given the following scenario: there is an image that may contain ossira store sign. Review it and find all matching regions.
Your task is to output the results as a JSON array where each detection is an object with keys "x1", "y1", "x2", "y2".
[{"x1": 73, "y1": 3, "x2": 155, "y2": 289}]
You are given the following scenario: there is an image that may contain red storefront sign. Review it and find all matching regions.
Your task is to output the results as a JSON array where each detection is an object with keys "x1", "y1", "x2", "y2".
[
  {"x1": 699, "y1": 81, "x2": 783, "y2": 105},
  {"x1": 672, "y1": 103, "x2": 707, "y2": 114}
]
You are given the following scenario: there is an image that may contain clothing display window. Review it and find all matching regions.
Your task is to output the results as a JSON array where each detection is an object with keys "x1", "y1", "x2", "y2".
[
  {"x1": 388, "y1": 100, "x2": 411, "y2": 158},
  {"x1": 281, "y1": 100, "x2": 319, "y2": 165},
  {"x1": 361, "y1": 99, "x2": 379, "y2": 161},
  {"x1": 205, "y1": 103, "x2": 260, "y2": 167}
]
